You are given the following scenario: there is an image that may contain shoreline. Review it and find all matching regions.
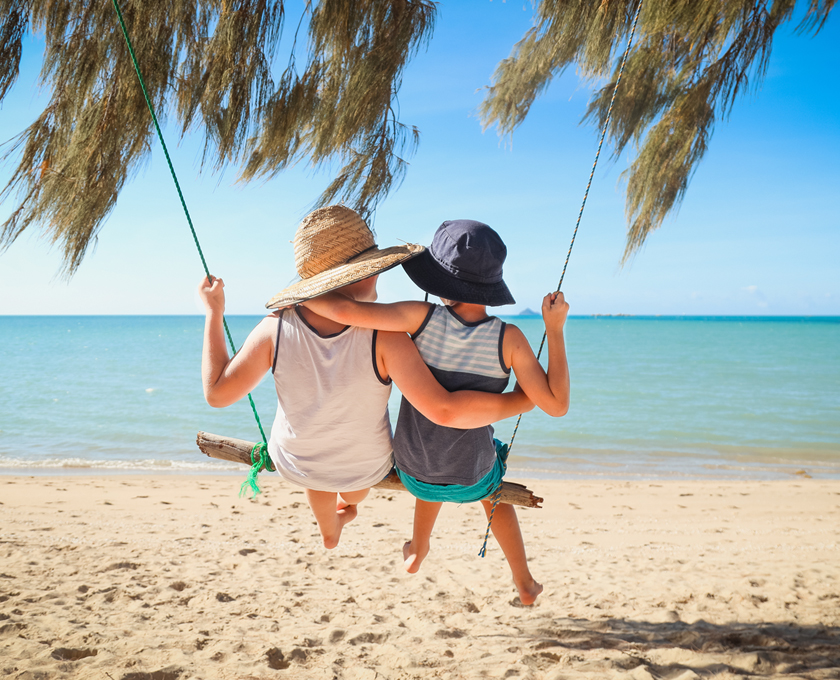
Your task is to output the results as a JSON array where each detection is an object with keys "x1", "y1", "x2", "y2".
[
  {"x1": 2, "y1": 474, "x2": 838, "y2": 678},
  {"x1": 2, "y1": 455, "x2": 839, "y2": 482}
]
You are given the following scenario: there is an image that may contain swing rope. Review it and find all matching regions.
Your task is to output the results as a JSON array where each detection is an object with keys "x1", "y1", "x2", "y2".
[
  {"x1": 110, "y1": 0, "x2": 271, "y2": 492},
  {"x1": 479, "y1": 0, "x2": 645, "y2": 558}
]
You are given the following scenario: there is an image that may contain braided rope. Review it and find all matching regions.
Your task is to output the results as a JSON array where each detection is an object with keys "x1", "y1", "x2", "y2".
[
  {"x1": 478, "y1": 484, "x2": 504, "y2": 558},
  {"x1": 239, "y1": 442, "x2": 276, "y2": 498},
  {"x1": 479, "y1": 0, "x2": 645, "y2": 557},
  {"x1": 110, "y1": 0, "x2": 268, "y2": 447}
]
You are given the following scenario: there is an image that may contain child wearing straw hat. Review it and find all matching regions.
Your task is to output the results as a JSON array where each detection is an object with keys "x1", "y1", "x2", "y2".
[
  {"x1": 300, "y1": 219, "x2": 570, "y2": 605},
  {"x1": 198, "y1": 207, "x2": 533, "y2": 551}
]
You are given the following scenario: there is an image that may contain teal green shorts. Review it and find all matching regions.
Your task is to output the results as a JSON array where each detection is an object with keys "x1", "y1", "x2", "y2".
[{"x1": 395, "y1": 439, "x2": 509, "y2": 504}]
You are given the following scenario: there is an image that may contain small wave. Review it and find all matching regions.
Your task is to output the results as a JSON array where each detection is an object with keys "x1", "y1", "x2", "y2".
[{"x1": 0, "y1": 457, "x2": 243, "y2": 472}]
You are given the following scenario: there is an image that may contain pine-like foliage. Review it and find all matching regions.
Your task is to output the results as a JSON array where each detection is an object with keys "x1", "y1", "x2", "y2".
[
  {"x1": 0, "y1": 0, "x2": 434, "y2": 275},
  {"x1": 480, "y1": 0, "x2": 835, "y2": 261},
  {"x1": 2, "y1": 1, "x2": 834, "y2": 274}
]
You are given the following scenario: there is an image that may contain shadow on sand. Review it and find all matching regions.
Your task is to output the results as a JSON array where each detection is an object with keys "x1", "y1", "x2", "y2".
[{"x1": 518, "y1": 617, "x2": 840, "y2": 678}]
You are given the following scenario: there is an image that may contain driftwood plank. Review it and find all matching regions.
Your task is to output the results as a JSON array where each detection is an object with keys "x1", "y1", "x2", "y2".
[{"x1": 196, "y1": 431, "x2": 543, "y2": 509}]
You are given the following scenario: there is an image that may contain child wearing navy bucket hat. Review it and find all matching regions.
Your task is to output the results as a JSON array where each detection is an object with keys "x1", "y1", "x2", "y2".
[{"x1": 302, "y1": 219, "x2": 570, "y2": 605}]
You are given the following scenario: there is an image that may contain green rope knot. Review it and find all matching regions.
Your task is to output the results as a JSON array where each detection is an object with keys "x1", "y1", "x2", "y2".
[{"x1": 239, "y1": 442, "x2": 274, "y2": 499}]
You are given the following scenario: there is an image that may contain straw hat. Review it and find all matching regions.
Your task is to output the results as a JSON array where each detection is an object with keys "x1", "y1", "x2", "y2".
[{"x1": 265, "y1": 205, "x2": 424, "y2": 308}]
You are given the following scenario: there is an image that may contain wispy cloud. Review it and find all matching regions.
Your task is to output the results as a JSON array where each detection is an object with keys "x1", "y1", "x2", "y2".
[{"x1": 742, "y1": 285, "x2": 769, "y2": 309}]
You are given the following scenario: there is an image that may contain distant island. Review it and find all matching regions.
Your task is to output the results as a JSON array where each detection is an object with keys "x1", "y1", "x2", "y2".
[{"x1": 518, "y1": 308, "x2": 538, "y2": 316}]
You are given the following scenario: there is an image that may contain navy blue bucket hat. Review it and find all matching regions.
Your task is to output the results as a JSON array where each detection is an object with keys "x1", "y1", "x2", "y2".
[{"x1": 402, "y1": 219, "x2": 515, "y2": 306}]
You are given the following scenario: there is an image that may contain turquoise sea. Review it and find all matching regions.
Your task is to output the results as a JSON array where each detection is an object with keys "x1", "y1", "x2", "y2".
[{"x1": 1, "y1": 315, "x2": 838, "y2": 480}]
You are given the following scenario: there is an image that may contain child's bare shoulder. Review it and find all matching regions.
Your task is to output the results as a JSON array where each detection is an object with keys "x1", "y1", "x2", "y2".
[
  {"x1": 501, "y1": 323, "x2": 535, "y2": 364},
  {"x1": 502, "y1": 322, "x2": 527, "y2": 343},
  {"x1": 249, "y1": 313, "x2": 281, "y2": 340}
]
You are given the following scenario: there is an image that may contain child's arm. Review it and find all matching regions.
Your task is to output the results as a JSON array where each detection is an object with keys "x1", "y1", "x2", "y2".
[
  {"x1": 504, "y1": 292, "x2": 570, "y2": 417},
  {"x1": 302, "y1": 291, "x2": 431, "y2": 334},
  {"x1": 198, "y1": 276, "x2": 274, "y2": 408},
  {"x1": 377, "y1": 331, "x2": 534, "y2": 428}
]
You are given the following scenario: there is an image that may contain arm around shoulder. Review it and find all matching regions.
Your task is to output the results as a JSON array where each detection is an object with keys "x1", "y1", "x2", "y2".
[
  {"x1": 377, "y1": 331, "x2": 533, "y2": 428},
  {"x1": 302, "y1": 293, "x2": 431, "y2": 334}
]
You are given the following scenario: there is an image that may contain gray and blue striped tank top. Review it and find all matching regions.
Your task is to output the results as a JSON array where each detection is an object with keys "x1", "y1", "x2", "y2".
[{"x1": 393, "y1": 304, "x2": 510, "y2": 486}]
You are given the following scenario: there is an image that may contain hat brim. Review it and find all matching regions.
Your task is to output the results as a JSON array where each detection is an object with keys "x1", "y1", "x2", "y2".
[
  {"x1": 266, "y1": 244, "x2": 425, "y2": 308},
  {"x1": 402, "y1": 250, "x2": 515, "y2": 306}
]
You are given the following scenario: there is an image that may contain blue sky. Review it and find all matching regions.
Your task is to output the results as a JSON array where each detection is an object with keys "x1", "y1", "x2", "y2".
[{"x1": 1, "y1": 2, "x2": 838, "y2": 316}]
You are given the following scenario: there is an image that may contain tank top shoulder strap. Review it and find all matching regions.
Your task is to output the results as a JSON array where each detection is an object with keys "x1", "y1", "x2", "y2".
[
  {"x1": 271, "y1": 310, "x2": 286, "y2": 375},
  {"x1": 411, "y1": 304, "x2": 437, "y2": 340},
  {"x1": 371, "y1": 330, "x2": 392, "y2": 385},
  {"x1": 495, "y1": 317, "x2": 509, "y2": 373}
]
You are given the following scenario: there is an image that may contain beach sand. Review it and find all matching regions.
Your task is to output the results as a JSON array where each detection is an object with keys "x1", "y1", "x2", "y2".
[{"x1": 1, "y1": 474, "x2": 838, "y2": 679}]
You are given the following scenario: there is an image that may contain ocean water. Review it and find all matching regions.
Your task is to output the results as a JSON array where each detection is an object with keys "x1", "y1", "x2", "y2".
[{"x1": 1, "y1": 315, "x2": 838, "y2": 480}]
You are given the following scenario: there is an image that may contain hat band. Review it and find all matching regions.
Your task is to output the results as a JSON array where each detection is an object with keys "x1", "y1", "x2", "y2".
[
  {"x1": 346, "y1": 244, "x2": 378, "y2": 262},
  {"x1": 301, "y1": 244, "x2": 378, "y2": 279}
]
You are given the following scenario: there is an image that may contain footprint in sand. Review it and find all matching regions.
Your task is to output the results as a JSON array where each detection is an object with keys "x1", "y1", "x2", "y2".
[
  {"x1": 348, "y1": 632, "x2": 387, "y2": 645},
  {"x1": 266, "y1": 647, "x2": 290, "y2": 669},
  {"x1": 122, "y1": 669, "x2": 183, "y2": 680},
  {"x1": 103, "y1": 561, "x2": 140, "y2": 572},
  {"x1": 51, "y1": 647, "x2": 98, "y2": 661}
]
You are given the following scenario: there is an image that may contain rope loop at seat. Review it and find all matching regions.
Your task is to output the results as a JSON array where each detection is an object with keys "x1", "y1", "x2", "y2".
[{"x1": 239, "y1": 442, "x2": 275, "y2": 498}]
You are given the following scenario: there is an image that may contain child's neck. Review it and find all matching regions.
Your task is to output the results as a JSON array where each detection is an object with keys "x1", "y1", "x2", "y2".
[
  {"x1": 297, "y1": 306, "x2": 348, "y2": 336},
  {"x1": 446, "y1": 301, "x2": 489, "y2": 323}
]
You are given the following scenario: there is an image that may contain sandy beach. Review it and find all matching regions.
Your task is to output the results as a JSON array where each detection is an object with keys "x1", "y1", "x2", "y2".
[{"x1": 1, "y1": 474, "x2": 838, "y2": 679}]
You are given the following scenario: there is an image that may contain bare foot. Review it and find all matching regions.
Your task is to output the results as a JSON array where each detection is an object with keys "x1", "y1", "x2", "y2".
[
  {"x1": 320, "y1": 504, "x2": 358, "y2": 549},
  {"x1": 402, "y1": 540, "x2": 429, "y2": 574},
  {"x1": 516, "y1": 578, "x2": 544, "y2": 606},
  {"x1": 336, "y1": 503, "x2": 358, "y2": 527}
]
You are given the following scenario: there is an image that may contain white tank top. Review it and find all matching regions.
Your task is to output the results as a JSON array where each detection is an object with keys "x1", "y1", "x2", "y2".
[{"x1": 267, "y1": 308, "x2": 394, "y2": 492}]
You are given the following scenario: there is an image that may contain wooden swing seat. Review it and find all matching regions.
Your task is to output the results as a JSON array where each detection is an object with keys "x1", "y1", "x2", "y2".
[{"x1": 197, "y1": 431, "x2": 543, "y2": 508}]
